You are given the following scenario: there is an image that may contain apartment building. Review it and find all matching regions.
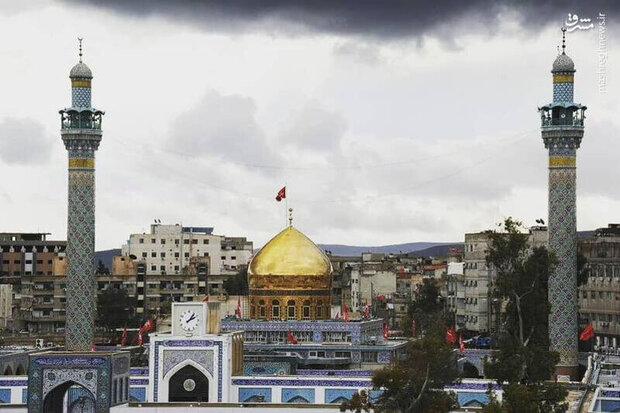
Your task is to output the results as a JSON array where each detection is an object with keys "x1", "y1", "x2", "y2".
[
  {"x1": 0, "y1": 233, "x2": 67, "y2": 333},
  {"x1": 579, "y1": 224, "x2": 620, "y2": 348},
  {"x1": 121, "y1": 224, "x2": 252, "y2": 277},
  {"x1": 460, "y1": 226, "x2": 548, "y2": 334}
]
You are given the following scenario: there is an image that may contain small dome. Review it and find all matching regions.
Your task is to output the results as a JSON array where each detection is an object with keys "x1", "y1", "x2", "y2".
[
  {"x1": 552, "y1": 53, "x2": 575, "y2": 73},
  {"x1": 70, "y1": 62, "x2": 92, "y2": 79},
  {"x1": 249, "y1": 226, "x2": 332, "y2": 277}
]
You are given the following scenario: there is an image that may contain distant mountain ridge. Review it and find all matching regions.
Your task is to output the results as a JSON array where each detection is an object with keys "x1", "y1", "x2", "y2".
[{"x1": 317, "y1": 242, "x2": 456, "y2": 257}]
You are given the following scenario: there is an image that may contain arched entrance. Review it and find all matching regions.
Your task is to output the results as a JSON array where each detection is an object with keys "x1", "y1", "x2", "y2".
[
  {"x1": 43, "y1": 382, "x2": 95, "y2": 413},
  {"x1": 3, "y1": 366, "x2": 13, "y2": 375},
  {"x1": 168, "y1": 365, "x2": 209, "y2": 402},
  {"x1": 15, "y1": 364, "x2": 26, "y2": 375},
  {"x1": 462, "y1": 361, "x2": 481, "y2": 378}
]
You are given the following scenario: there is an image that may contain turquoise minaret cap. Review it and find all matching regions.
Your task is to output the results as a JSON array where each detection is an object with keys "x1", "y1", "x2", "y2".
[{"x1": 69, "y1": 38, "x2": 92, "y2": 107}]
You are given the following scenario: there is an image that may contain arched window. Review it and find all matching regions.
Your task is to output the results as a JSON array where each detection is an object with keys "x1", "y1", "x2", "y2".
[
  {"x1": 316, "y1": 300, "x2": 323, "y2": 318},
  {"x1": 287, "y1": 300, "x2": 296, "y2": 319},
  {"x1": 302, "y1": 300, "x2": 311, "y2": 320},
  {"x1": 259, "y1": 300, "x2": 266, "y2": 318},
  {"x1": 272, "y1": 300, "x2": 280, "y2": 319}
]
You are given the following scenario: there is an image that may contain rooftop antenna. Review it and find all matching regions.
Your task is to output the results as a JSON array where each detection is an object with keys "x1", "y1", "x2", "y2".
[
  {"x1": 561, "y1": 27, "x2": 567, "y2": 54},
  {"x1": 78, "y1": 37, "x2": 83, "y2": 62}
]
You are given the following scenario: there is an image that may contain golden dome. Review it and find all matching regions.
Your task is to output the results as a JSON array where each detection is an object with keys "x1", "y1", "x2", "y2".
[{"x1": 249, "y1": 226, "x2": 332, "y2": 277}]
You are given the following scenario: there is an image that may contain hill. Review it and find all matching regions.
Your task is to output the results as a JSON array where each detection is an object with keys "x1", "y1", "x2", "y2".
[{"x1": 317, "y1": 242, "x2": 455, "y2": 257}]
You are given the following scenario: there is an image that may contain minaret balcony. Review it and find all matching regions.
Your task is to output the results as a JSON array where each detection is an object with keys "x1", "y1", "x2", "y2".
[
  {"x1": 539, "y1": 103, "x2": 586, "y2": 129},
  {"x1": 59, "y1": 108, "x2": 104, "y2": 131}
]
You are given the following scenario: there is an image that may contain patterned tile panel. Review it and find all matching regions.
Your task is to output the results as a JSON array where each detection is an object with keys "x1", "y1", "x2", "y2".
[{"x1": 553, "y1": 82, "x2": 574, "y2": 102}]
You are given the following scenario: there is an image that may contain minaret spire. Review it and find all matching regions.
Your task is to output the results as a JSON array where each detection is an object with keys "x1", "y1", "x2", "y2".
[
  {"x1": 78, "y1": 37, "x2": 83, "y2": 63},
  {"x1": 561, "y1": 27, "x2": 566, "y2": 55}
]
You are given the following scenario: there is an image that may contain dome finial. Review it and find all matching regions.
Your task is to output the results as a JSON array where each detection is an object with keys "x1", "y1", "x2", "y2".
[
  {"x1": 288, "y1": 208, "x2": 293, "y2": 227},
  {"x1": 78, "y1": 37, "x2": 83, "y2": 63},
  {"x1": 561, "y1": 27, "x2": 567, "y2": 55}
]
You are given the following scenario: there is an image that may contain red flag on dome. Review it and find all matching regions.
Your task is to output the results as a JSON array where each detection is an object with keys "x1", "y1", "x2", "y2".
[
  {"x1": 579, "y1": 323, "x2": 594, "y2": 341},
  {"x1": 276, "y1": 187, "x2": 286, "y2": 202},
  {"x1": 445, "y1": 327, "x2": 457, "y2": 344}
]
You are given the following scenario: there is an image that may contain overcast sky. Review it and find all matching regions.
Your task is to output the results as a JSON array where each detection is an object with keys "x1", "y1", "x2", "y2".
[{"x1": 0, "y1": 1, "x2": 618, "y2": 250}]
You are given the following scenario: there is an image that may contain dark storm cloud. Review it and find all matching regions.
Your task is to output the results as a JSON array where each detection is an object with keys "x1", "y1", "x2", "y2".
[{"x1": 61, "y1": 0, "x2": 617, "y2": 39}]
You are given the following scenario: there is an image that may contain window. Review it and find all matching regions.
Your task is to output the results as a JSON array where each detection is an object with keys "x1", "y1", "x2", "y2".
[
  {"x1": 174, "y1": 252, "x2": 180, "y2": 258},
  {"x1": 221, "y1": 256, "x2": 226, "y2": 260},
  {"x1": 14, "y1": 260, "x2": 20, "y2": 264},
  {"x1": 151, "y1": 265, "x2": 156, "y2": 271},
  {"x1": 192, "y1": 239, "x2": 198, "y2": 245},
  {"x1": 231, "y1": 256, "x2": 236, "y2": 260},
  {"x1": 287, "y1": 300, "x2": 296, "y2": 319},
  {"x1": 316, "y1": 300, "x2": 323, "y2": 318},
  {"x1": 36, "y1": 260, "x2": 43, "y2": 264},
  {"x1": 204, "y1": 252, "x2": 209, "y2": 257},
  {"x1": 160, "y1": 252, "x2": 166, "y2": 258},
  {"x1": 161, "y1": 239, "x2": 166, "y2": 244},
  {"x1": 151, "y1": 252, "x2": 156, "y2": 258},
  {"x1": 142, "y1": 252, "x2": 147, "y2": 258},
  {"x1": 174, "y1": 265, "x2": 179, "y2": 271},
  {"x1": 160, "y1": 265, "x2": 166, "y2": 271},
  {"x1": 272, "y1": 300, "x2": 280, "y2": 318},
  {"x1": 175, "y1": 239, "x2": 179, "y2": 245},
  {"x1": 362, "y1": 352, "x2": 378, "y2": 362},
  {"x1": 139, "y1": 238, "x2": 144, "y2": 244},
  {"x1": 302, "y1": 300, "x2": 311, "y2": 320},
  {"x1": 151, "y1": 239, "x2": 156, "y2": 244},
  {"x1": 184, "y1": 239, "x2": 190, "y2": 245},
  {"x1": 203, "y1": 239, "x2": 209, "y2": 244},
  {"x1": 184, "y1": 252, "x2": 190, "y2": 258},
  {"x1": 259, "y1": 300, "x2": 266, "y2": 318}
]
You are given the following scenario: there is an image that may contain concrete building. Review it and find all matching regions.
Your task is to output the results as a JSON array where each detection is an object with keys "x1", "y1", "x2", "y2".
[
  {"x1": 0, "y1": 233, "x2": 67, "y2": 333},
  {"x1": 121, "y1": 224, "x2": 252, "y2": 277},
  {"x1": 579, "y1": 224, "x2": 620, "y2": 349},
  {"x1": 460, "y1": 226, "x2": 548, "y2": 335}
]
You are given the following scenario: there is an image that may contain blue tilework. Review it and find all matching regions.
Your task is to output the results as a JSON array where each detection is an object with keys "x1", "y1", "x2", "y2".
[
  {"x1": 129, "y1": 387, "x2": 146, "y2": 402},
  {"x1": 282, "y1": 388, "x2": 315, "y2": 404},
  {"x1": 553, "y1": 82, "x2": 573, "y2": 103},
  {"x1": 244, "y1": 361, "x2": 291, "y2": 376},
  {"x1": 325, "y1": 388, "x2": 356, "y2": 404},
  {"x1": 0, "y1": 389, "x2": 10, "y2": 403},
  {"x1": 72, "y1": 87, "x2": 91, "y2": 108},
  {"x1": 457, "y1": 392, "x2": 489, "y2": 407},
  {"x1": 239, "y1": 387, "x2": 272, "y2": 403},
  {"x1": 22, "y1": 388, "x2": 27, "y2": 403}
]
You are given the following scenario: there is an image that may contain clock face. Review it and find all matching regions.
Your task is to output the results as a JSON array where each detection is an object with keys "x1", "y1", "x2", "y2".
[{"x1": 179, "y1": 310, "x2": 199, "y2": 332}]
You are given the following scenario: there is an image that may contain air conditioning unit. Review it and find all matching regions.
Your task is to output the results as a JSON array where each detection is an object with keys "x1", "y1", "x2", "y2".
[{"x1": 35, "y1": 338, "x2": 44, "y2": 348}]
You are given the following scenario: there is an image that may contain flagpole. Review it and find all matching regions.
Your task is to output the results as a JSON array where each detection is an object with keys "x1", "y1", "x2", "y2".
[{"x1": 285, "y1": 182, "x2": 288, "y2": 227}]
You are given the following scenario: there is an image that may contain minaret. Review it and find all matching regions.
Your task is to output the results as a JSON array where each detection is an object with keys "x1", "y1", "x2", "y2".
[
  {"x1": 539, "y1": 29, "x2": 586, "y2": 379},
  {"x1": 59, "y1": 39, "x2": 104, "y2": 351}
]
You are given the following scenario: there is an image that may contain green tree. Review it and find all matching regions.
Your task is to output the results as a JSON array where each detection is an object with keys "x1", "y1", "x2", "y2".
[
  {"x1": 223, "y1": 267, "x2": 249, "y2": 295},
  {"x1": 403, "y1": 278, "x2": 444, "y2": 337},
  {"x1": 339, "y1": 390, "x2": 372, "y2": 413},
  {"x1": 483, "y1": 218, "x2": 568, "y2": 413},
  {"x1": 97, "y1": 288, "x2": 137, "y2": 334},
  {"x1": 366, "y1": 320, "x2": 459, "y2": 413}
]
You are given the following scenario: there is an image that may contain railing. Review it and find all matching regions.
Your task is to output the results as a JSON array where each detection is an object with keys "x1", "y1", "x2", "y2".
[
  {"x1": 541, "y1": 117, "x2": 584, "y2": 127},
  {"x1": 60, "y1": 115, "x2": 103, "y2": 130}
]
